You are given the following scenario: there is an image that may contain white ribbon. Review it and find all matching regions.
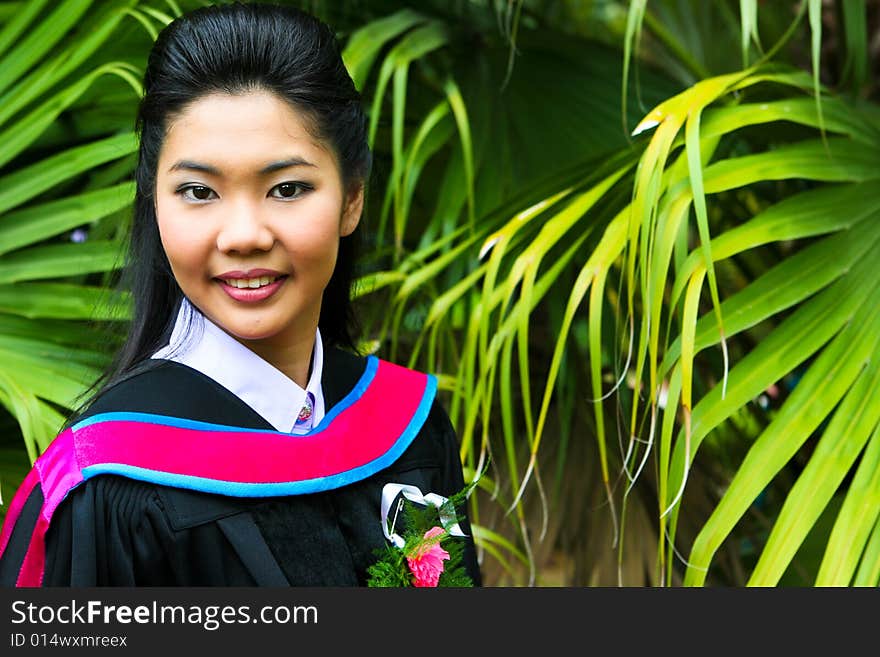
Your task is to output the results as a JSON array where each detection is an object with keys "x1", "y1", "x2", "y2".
[{"x1": 380, "y1": 483, "x2": 467, "y2": 548}]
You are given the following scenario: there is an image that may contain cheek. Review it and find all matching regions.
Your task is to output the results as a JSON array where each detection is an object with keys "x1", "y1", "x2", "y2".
[
  {"x1": 156, "y1": 207, "x2": 208, "y2": 276},
  {"x1": 281, "y1": 203, "x2": 343, "y2": 267},
  {"x1": 287, "y1": 230, "x2": 339, "y2": 277}
]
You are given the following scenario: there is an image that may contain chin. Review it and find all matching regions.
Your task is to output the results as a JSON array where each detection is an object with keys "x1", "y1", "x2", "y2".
[{"x1": 229, "y1": 328, "x2": 280, "y2": 343}]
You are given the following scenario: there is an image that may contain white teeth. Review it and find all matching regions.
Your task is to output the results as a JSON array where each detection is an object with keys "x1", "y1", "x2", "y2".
[{"x1": 224, "y1": 276, "x2": 277, "y2": 289}]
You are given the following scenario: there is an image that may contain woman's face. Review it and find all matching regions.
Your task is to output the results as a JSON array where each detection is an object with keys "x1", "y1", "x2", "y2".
[{"x1": 155, "y1": 90, "x2": 362, "y2": 358}]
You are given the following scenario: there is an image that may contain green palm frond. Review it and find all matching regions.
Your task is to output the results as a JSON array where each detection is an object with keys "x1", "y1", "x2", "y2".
[
  {"x1": 355, "y1": 0, "x2": 880, "y2": 585},
  {"x1": 346, "y1": 3, "x2": 677, "y2": 582},
  {"x1": 0, "y1": 1, "x2": 186, "y2": 502},
  {"x1": 4, "y1": 0, "x2": 877, "y2": 586}
]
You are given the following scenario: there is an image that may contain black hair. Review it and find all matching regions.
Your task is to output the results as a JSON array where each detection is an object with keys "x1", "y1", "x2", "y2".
[{"x1": 80, "y1": 2, "x2": 371, "y2": 412}]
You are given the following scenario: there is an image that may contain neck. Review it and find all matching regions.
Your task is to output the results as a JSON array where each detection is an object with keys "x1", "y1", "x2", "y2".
[{"x1": 238, "y1": 329, "x2": 315, "y2": 388}]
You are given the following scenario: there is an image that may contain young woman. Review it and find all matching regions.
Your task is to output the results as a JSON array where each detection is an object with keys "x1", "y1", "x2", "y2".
[{"x1": 0, "y1": 2, "x2": 480, "y2": 587}]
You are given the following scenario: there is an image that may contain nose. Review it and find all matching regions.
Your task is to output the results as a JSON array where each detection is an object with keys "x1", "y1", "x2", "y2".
[{"x1": 215, "y1": 200, "x2": 275, "y2": 254}]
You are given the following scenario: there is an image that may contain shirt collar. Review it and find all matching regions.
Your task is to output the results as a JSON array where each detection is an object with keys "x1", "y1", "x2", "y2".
[{"x1": 151, "y1": 298, "x2": 324, "y2": 433}]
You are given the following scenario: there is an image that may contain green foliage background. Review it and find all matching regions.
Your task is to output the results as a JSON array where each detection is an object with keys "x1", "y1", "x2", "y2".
[{"x1": 1, "y1": 0, "x2": 878, "y2": 586}]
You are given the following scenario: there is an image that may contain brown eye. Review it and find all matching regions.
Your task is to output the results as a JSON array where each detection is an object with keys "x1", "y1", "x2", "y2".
[
  {"x1": 178, "y1": 185, "x2": 216, "y2": 202},
  {"x1": 270, "y1": 182, "x2": 311, "y2": 200}
]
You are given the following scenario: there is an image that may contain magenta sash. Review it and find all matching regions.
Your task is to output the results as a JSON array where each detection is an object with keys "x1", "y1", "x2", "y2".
[{"x1": 0, "y1": 357, "x2": 436, "y2": 586}]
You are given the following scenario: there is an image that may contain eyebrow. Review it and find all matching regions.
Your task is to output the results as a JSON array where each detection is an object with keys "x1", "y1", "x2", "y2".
[{"x1": 167, "y1": 156, "x2": 317, "y2": 176}]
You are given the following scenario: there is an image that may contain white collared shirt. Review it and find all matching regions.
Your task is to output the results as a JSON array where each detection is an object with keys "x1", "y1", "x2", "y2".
[{"x1": 151, "y1": 298, "x2": 325, "y2": 434}]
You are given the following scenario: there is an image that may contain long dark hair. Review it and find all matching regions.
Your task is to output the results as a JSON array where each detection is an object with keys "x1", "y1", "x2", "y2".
[{"x1": 83, "y1": 2, "x2": 371, "y2": 411}]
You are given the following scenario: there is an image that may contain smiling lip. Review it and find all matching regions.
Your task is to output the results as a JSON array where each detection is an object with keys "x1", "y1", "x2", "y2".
[
  {"x1": 215, "y1": 269, "x2": 288, "y2": 303},
  {"x1": 216, "y1": 268, "x2": 284, "y2": 279}
]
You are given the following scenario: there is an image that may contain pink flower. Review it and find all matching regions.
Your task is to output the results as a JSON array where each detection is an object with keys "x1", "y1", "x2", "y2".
[{"x1": 406, "y1": 526, "x2": 450, "y2": 587}]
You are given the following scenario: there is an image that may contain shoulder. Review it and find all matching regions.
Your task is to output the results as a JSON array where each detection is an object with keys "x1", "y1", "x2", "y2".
[
  {"x1": 321, "y1": 346, "x2": 369, "y2": 406},
  {"x1": 64, "y1": 474, "x2": 252, "y2": 532},
  {"x1": 80, "y1": 359, "x2": 230, "y2": 417},
  {"x1": 388, "y1": 394, "x2": 459, "y2": 474},
  {"x1": 76, "y1": 359, "x2": 271, "y2": 428},
  {"x1": 59, "y1": 472, "x2": 162, "y2": 517},
  {"x1": 54, "y1": 471, "x2": 251, "y2": 540},
  {"x1": 322, "y1": 346, "x2": 437, "y2": 409},
  {"x1": 323, "y1": 347, "x2": 454, "y2": 464}
]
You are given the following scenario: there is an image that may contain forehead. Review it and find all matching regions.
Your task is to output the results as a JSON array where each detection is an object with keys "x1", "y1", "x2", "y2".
[{"x1": 158, "y1": 90, "x2": 334, "y2": 171}]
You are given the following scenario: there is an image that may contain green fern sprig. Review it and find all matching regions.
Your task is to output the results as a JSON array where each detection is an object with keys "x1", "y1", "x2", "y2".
[{"x1": 366, "y1": 483, "x2": 476, "y2": 587}]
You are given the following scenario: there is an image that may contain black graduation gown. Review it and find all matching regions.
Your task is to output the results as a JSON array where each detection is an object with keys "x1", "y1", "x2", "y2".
[{"x1": 0, "y1": 348, "x2": 481, "y2": 587}]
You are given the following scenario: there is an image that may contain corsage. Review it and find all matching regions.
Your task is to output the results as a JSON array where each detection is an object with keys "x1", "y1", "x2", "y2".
[{"x1": 366, "y1": 483, "x2": 475, "y2": 587}]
